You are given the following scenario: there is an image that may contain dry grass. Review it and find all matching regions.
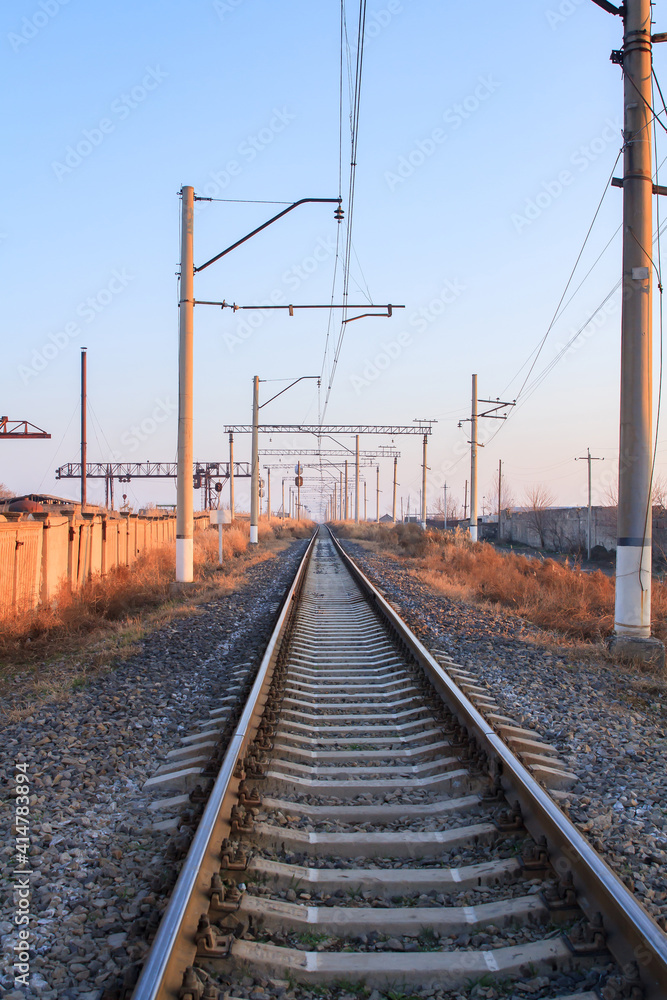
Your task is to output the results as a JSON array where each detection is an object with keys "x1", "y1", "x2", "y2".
[
  {"x1": 334, "y1": 522, "x2": 667, "y2": 645},
  {"x1": 0, "y1": 518, "x2": 314, "y2": 705}
]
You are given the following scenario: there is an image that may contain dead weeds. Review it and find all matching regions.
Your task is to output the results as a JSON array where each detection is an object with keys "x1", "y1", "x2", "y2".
[{"x1": 333, "y1": 522, "x2": 667, "y2": 653}]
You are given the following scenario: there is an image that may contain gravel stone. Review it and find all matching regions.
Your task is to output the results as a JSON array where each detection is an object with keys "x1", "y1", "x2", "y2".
[
  {"x1": 1, "y1": 540, "x2": 308, "y2": 997},
  {"x1": 339, "y1": 538, "x2": 667, "y2": 928}
]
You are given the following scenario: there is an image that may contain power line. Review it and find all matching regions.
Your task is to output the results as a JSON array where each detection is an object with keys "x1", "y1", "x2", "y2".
[
  {"x1": 504, "y1": 147, "x2": 623, "y2": 404},
  {"x1": 321, "y1": 0, "x2": 369, "y2": 422}
]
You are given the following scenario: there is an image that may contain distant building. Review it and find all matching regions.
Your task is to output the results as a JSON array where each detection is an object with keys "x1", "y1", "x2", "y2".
[{"x1": 0, "y1": 492, "x2": 82, "y2": 511}]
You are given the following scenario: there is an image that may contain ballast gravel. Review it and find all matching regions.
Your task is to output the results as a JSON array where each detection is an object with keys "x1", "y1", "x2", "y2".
[
  {"x1": 338, "y1": 538, "x2": 667, "y2": 930},
  {"x1": 0, "y1": 539, "x2": 308, "y2": 999}
]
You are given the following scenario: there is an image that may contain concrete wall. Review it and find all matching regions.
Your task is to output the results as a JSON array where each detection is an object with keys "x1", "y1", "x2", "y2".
[
  {"x1": 500, "y1": 506, "x2": 667, "y2": 556},
  {"x1": 0, "y1": 511, "x2": 209, "y2": 613}
]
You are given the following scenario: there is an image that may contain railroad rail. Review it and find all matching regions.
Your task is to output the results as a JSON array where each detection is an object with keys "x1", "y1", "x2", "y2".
[{"x1": 130, "y1": 527, "x2": 667, "y2": 1000}]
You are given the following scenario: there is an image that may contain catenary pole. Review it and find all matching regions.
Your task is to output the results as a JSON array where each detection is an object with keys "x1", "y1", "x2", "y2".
[
  {"x1": 498, "y1": 460, "x2": 502, "y2": 542},
  {"x1": 176, "y1": 186, "x2": 194, "y2": 582},
  {"x1": 469, "y1": 374, "x2": 478, "y2": 542},
  {"x1": 80, "y1": 348, "x2": 87, "y2": 511},
  {"x1": 250, "y1": 375, "x2": 260, "y2": 543},
  {"x1": 355, "y1": 435, "x2": 360, "y2": 523},
  {"x1": 229, "y1": 432, "x2": 235, "y2": 520},
  {"x1": 612, "y1": 0, "x2": 664, "y2": 663},
  {"x1": 267, "y1": 467, "x2": 271, "y2": 520},
  {"x1": 421, "y1": 434, "x2": 428, "y2": 529},
  {"x1": 344, "y1": 460, "x2": 349, "y2": 520},
  {"x1": 392, "y1": 456, "x2": 398, "y2": 522},
  {"x1": 376, "y1": 465, "x2": 380, "y2": 522}
]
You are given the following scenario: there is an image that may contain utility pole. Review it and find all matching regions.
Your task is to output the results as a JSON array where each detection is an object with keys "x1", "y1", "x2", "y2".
[
  {"x1": 364, "y1": 479, "x2": 367, "y2": 521},
  {"x1": 339, "y1": 470, "x2": 343, "y2": 519},
  {"x1": 80, "y1": 347, "x2": 87, "y2": 511},
  {"x1": 575, "y1": 448, "x2": 604, "y2": 560},
  {"x1": 333, "y1": 481, "x2": 337, "y2": 523},
  {"x1": 229, "y1": 432, "x2": 235, "y2": 520},
  {"x1": 376, "y1": 464, "x2": 380, "y2": 522},
  {"x1": 344, "y1": 460, "x2": 349, "y2": 520},
  {"x1": 421, "y1": 433, "x2": 428, "y2": 529},
  {"x1": 392, "y1": 456, "x2": 398, "y2": 523},
  {"x1": 460, "y1": 375, "x2": 514, "y2": 544},
  {"x1": 250, "y1": 375, "x2": 260, "y2": 543},
  {"x1": 443, "y1": 482, "x2": 448, "y2": 530},
  {"x1": 609, "y1": 0, "x2": 664, "y2": 663},
  {"x1": 463, "y1": 479, "x2": 468, "y2": 521},
  {"x1": 401, "y1": 496, "x2": 404, "y2": 522},
  {"x1": 497, "y1": 460, "x2": 502, "y2": 543},
  {"x1": 176, "y1": 186, "x2": 194, "y2": 582},
  {"x1": 355, "y1": 435, "x2": 360, "y2": 523},
  {"x1": 282, "y1": 477, "x2": 286, "y2": 520}
]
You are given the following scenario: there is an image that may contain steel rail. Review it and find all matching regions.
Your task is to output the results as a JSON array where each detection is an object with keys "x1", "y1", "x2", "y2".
[
  {"x1": 132, "y1": 530, "x2": 318, "y2": 1000},
  {"x1": 328, "y1": 527, "x2": 667, "y2": 1000}
]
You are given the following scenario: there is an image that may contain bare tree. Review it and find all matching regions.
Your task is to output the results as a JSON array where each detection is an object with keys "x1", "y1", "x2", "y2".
[
  {"x1": 487, "y1": 476, "x2": 515, "y2": 516},
  {"x1": 524, "y1": 484, "x2": 556, "y2": 549},
  {"x1": 652, "y1": 473, "x2": 667, "y2": 511},
  {"x1": 601, "y1": 474, "x2": 667, "y2": 510},
  {"x1": 0, "y1": 483, "x2": 15, "y2": 500},
  {"x1": 433, "y1": 492, "x2": 461, "y2": 522}
]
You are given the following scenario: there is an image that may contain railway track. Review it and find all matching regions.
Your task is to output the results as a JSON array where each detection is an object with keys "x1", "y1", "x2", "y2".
[{"x1": 130, "y1": 528, "x2": 667, "y2": 1000}]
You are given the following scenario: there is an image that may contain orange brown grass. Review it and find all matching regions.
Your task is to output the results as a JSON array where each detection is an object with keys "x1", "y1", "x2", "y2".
[
  {"x1": 334, "y1": 523, "x2": 667, "y2": 644},
  {"x1": 0, "y1": 517, "x2": 314, "y2": 671}
]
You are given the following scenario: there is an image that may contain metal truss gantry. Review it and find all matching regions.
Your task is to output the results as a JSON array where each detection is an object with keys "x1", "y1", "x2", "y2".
[
  {"x1": 259, "y1": 447, "x2": 400, "y2": 458},
  {"x1": 55, "y1": 461, "x2": 252, "y2": 510},
  {"x1": 1, "y1": 417, "x2": 51, "y2": 439},
  {"x1": 225, "y1": 423, "x2": 433, "y2": 435}
]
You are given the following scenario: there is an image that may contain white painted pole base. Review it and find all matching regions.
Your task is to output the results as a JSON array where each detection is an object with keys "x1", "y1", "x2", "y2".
[
  {"x1": 614, "y1": 544, "x2": 651, "y2": 638},
  {"x1": 250, "y1": 525, "x2": 258, "y2": 544},
  {"x1": 420, "y1": 521, "x2": 426, "y2": 531},
  {"x1": 469, "y1": 526, "x2": 478, "y2": 542},
  {"x1": 218, "y1": 524, "x2": 223, "y2": 564},
  {"x1": 175, "y1": 538, "x2": 193, "y2": 583}
]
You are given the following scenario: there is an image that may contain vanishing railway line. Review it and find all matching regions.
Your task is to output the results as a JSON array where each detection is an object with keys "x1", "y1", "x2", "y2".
[{"x1": 130, "y1": 528, "x2": 667, "y2": 1000}]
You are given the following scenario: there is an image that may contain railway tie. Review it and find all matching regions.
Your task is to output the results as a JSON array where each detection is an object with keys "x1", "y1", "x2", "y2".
[{"x1": 131, "y1": 528, "x2": 667, "y2": 1000}]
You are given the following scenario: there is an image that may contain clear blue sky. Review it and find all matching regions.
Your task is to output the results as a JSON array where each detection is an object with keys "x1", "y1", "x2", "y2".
[{"x1": 2, "y1": 0, "x2": 663, "y2": 517}]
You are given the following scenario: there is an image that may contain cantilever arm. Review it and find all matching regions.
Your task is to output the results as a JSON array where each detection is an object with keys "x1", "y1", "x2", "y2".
[{"x1": 194, "y1": 198, "x2": 342, "y2": 273}]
